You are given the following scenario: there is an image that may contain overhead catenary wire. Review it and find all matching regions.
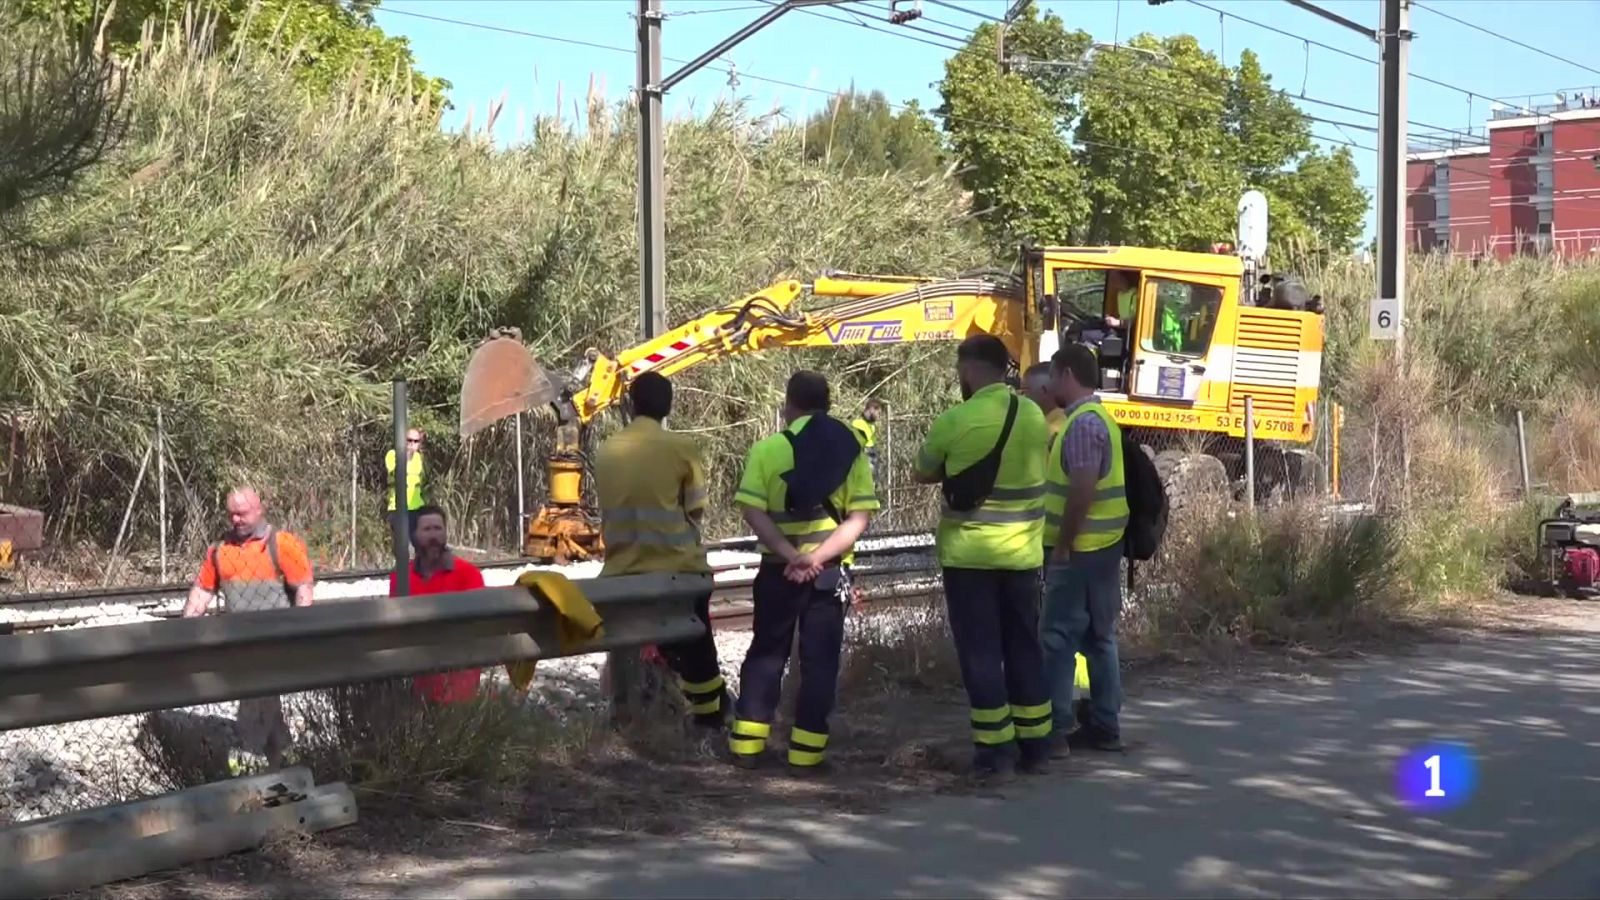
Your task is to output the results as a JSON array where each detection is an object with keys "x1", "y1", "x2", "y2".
[
  {"x1": 1188, "y1": 0, "x2": 1600, "y2": 146},
  {"x1": 374, "y1": 4, "x2": 1379, "y2": 170},
  {"x1": 1412, "y1": 1, "x2": 1600, "y2": 81}
]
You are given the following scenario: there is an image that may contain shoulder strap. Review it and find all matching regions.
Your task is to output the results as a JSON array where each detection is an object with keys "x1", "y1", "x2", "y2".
[
  {"x1": 208, "y1": 542, "x2": 220, "y2": 585},
  {"x1": 993, "y1": 394, "x2": 1019, "y2": 457},
  {"x1": 264, "y1": 526, "x2": 285, "y2": 581}
]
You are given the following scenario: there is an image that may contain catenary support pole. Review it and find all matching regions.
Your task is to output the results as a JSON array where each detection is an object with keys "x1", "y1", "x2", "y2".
[
  {"x1": 391, "y1": 379, "x2": 410, "y2": 595},
  {"x1": 1379, "y1": 0, "x2": 1410, "y2": 368},
  {"x1": 637, "y1": 0, "x2": 665, "y2": 339},
  {"x1": 637, "y1": 0, "x2": 847, "y2": 339}
]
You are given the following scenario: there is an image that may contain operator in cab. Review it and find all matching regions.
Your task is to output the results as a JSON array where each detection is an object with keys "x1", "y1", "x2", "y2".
[
  {"x1": 1100, "y1": 269, "x2": 1139, "y2": 331},
  {"x1": 593, "y1": 371, "x2": 732, "y2": 729},
  {"x1": 913, "y1": 335, "x2": 1054, "y2": 782}
]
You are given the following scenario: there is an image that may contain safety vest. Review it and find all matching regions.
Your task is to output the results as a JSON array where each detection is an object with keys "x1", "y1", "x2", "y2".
[
  {"x1": 1043, "y1": 400, "x2": 1129, "y2": 553},
  {"x1": 1115, "y1": 287, "x2": 1136, "y2": 321},
  {"x1": 850, "y1": 417, "x2": 877, "y2": 449},
  {"x1": 734, "y1": 415, "x2": 879, "y2": 567},
  {"x1": 385, "y1": 450, "x2": 425, "y2": 511},
  {"x1": 593, "y1": 417, "x2": 711, "y2": 577},
  {"x1": 1158, "y1": 303, "x2": 1184, "y2": 352},
  {"x1": 917, "y1": 384, "x2": 1048, "y2": 571}
]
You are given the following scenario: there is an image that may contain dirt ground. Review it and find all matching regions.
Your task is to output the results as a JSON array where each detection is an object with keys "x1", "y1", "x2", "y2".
[{"x1": 69, "y1": 594, "x2": 1597, "y2": 900}]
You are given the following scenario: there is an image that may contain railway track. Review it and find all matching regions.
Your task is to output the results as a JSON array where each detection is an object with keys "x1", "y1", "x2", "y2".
[{"x1": 0, "y1": 530, "x2": 937, "y2": 635}]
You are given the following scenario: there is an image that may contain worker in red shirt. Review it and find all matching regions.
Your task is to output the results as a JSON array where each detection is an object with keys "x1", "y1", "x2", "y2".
[{"x1": 388, "y1": 503, "x2": 487, "y2": 704}]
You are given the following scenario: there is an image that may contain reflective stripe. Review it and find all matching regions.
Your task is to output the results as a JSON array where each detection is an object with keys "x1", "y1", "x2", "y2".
[
  {"x1": 970, "y1": 705, "x2": 1011, "y2": 724},
  {"x1": 730, "y1": 719, "x2": 770, "y2": 757},
  {"x1": 1042, "y1": 401, "x2": 1129, "y2": 553},
  {"x1": 1016, "y1": 720, "x2": 1053, "y2": 739},
  {"x1": 788, "y1": 748, "x2": 826, "y2": 766},
  {"x1": 681, "y1": 674, "x2": 725, "y2": 715},
  {"x1": 1011, "y1": 701, "x2": 1051, "y2": 719},
  {"x1": 776, "y1": 529, "x2": 835, "y2": 547},
  {"x1": 789, "y1": 726, "x2": 828, "y2": 765},
  {"x1": 600, "y1": 527, "x2": 699, "y2": 547},
  {"x1": 1045, "y1": 483, "x2": 1127, "y2": 501},
  {"x1": 732, "y1": 720, "x2": 770, "y2": 738},
  {"x1": 941, "y1": 507, "x2": 1046, "y2": 525},
  {"x1": 680, "y1": 675, "x2": 725, "y2": 695},
  {"x1": 605, "y1": 507, "x2": 692, "y2": 524},
  {"x1": 987, "y1": 484, "x2": 1046, "y2": 501},
  {"x1": 849, "y1": 494, "x2": 876, "y2": 505},
  {"x1": 1012, "y1": 701, "x2": 1053, "y2": 740},
  {"x1": 973, "y1": 722, "x2": 1017, "y2": 745}
]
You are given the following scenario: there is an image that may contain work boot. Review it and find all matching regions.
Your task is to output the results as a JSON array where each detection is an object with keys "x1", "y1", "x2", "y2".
[
  {"x1": 1066, "y1": 727, "x2": 1124, "y2": 752},
  {"x1": 1018, "y1": 735, "x2": 1059, "y2": 774},
  {"x1": 970, "y1": 746, "x2": 1017, "y2": 785}
]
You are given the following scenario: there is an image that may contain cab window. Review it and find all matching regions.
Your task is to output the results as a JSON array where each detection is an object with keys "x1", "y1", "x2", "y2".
[
  {"x1": 1051, "y1": 268, "x2": 1106, "y2": 321},
  {"x1": 1144, "y1": 280, "x2": 1223, "y2": 357}
]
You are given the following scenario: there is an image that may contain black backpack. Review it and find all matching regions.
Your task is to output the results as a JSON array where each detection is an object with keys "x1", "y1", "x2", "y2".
[
  {"x1": 1119, "y1": 433, "x2": 1168, "y2": 562},
  {"x1": 780, "y1": 415, "x2": 860, "y2": 526},
  {"x1": 942, "y1": 395, "x2": 1019, "y2": 513}
]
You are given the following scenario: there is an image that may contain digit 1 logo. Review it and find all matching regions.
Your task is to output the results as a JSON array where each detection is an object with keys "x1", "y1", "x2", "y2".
[{"x1": 1396, "y1": 743, "x2": 1476, "y2": 811}]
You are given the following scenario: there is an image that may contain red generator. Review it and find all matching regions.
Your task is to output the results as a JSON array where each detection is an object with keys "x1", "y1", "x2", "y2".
[{"x1": 1538, "y1": 493, "x2": 1600, "y2": 598}]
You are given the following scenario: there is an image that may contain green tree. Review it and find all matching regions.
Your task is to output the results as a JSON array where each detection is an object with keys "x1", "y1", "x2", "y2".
[
  {"x1": 15, "y1": 0, "x2": 445, "y2": 105},
  {"x1": 802, "y1": 89, "x2": 944, "y2": 177},
  {"x1": 0, "y1": 11, "x2": 128, "y2": 236},
  {"x1": 935, "y1": 3, "x2": 1369, "y2": 253}
]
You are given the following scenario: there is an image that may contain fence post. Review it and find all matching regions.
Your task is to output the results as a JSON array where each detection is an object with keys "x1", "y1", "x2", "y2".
[
  {"x1": 391, "y1": 380, "x2": 410, "y2": 595},
  {"x1": 1515, "y1": 409, "x2": 1532, "y2": 497},
  {"x1": 349, "y1": 444, "x2": 358, "y2": 567},
  {"x1": 1331, "y1": 403, "x2": 1343, "y2": 501},
  {"x1": 514, "y1": 411, "x2": 527, "y2": 544},
  {"x1": 1244, "y1": 396, "x2": 1256, "y2": 514},
  {"x1": 156, "y1": 408, "x2": 168, "y2": 582}
]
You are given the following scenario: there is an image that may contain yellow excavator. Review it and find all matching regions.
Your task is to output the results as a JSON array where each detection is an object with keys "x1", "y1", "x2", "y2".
[{"x1": 461, "y1": 192, "x2": 1325, "y2": 563}]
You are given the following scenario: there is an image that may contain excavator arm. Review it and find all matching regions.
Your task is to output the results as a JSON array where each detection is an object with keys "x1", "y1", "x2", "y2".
[
  {"x1": 567, "y1": 273, "x2": 1029, "y2": 424},
  {"x1": 456, "y1": 270, "x2": 1031, "y2": 564}
]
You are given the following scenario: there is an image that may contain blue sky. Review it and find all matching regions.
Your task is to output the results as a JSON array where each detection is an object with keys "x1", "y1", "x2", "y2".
[{"x1": 373, "y1": 0, "x2": 1600, "y2": 239}]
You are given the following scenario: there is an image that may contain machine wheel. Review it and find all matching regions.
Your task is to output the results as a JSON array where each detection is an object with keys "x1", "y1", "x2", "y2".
[{"x1": 1153, "y1": 450, "x2": 1230, "y2": 514}]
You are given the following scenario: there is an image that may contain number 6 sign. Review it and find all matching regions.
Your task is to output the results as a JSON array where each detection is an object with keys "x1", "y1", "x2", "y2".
[{"x1": 1370, "y1": 296, "x2": 1399, "y2": 340}]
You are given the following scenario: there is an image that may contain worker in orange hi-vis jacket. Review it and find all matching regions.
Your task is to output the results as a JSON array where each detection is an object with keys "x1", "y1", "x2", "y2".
[{"x1": 184, "y1": 487, "x2": 315, "y2": 772}]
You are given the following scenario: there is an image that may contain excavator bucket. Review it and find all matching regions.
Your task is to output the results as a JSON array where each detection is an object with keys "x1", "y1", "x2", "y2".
[{"x1": 459, "y1": 329, "x2": 560, "y2": 438}]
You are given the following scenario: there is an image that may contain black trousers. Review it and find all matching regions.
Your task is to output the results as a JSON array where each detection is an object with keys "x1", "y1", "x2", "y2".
[
  {"x1": 643, "y1": 589, "x2": 727, "y2": 721},
  {"x1": 730, "y1": 563, "x2": 846, "y2": 765},
  {"x1": 943, "y1": 567, "x2": 1053, "y2": 760}
]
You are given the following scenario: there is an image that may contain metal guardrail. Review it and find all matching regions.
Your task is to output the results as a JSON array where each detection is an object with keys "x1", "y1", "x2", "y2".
[{"x1": 0, "y1": 571, "x2": 712, "y2": 732}]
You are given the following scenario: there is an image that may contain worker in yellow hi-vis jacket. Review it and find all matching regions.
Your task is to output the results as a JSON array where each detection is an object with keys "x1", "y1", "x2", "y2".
[{"x1": 593, "y1": 371, "x2": 732, "y2": 728}]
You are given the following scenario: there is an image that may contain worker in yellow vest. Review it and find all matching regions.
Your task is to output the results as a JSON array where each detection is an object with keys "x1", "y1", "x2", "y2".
[
  {"x1": 849, "y1": 399, "x2": 883, "y2": 489},
  {"x1": 593, "y1": 372, "x2": 731, "y2": 728},
  {"x1": 1041, "y1": 344, "x2": 1129, "y2": 753},
  {"x1": 385, "y1": 429, "x2": 427, "y2": 539},
  {"x1": 913, "y1": 335, "x2": 1053, "y2": 781},
  {"x1": 1025, "y1": 361, "x2": 1092, "y2": 734}
]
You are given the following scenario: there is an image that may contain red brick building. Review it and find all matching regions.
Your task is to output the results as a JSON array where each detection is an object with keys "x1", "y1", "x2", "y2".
[{"x1": 1407, "y1": 98, "x2": 1600, "y2": 260}]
